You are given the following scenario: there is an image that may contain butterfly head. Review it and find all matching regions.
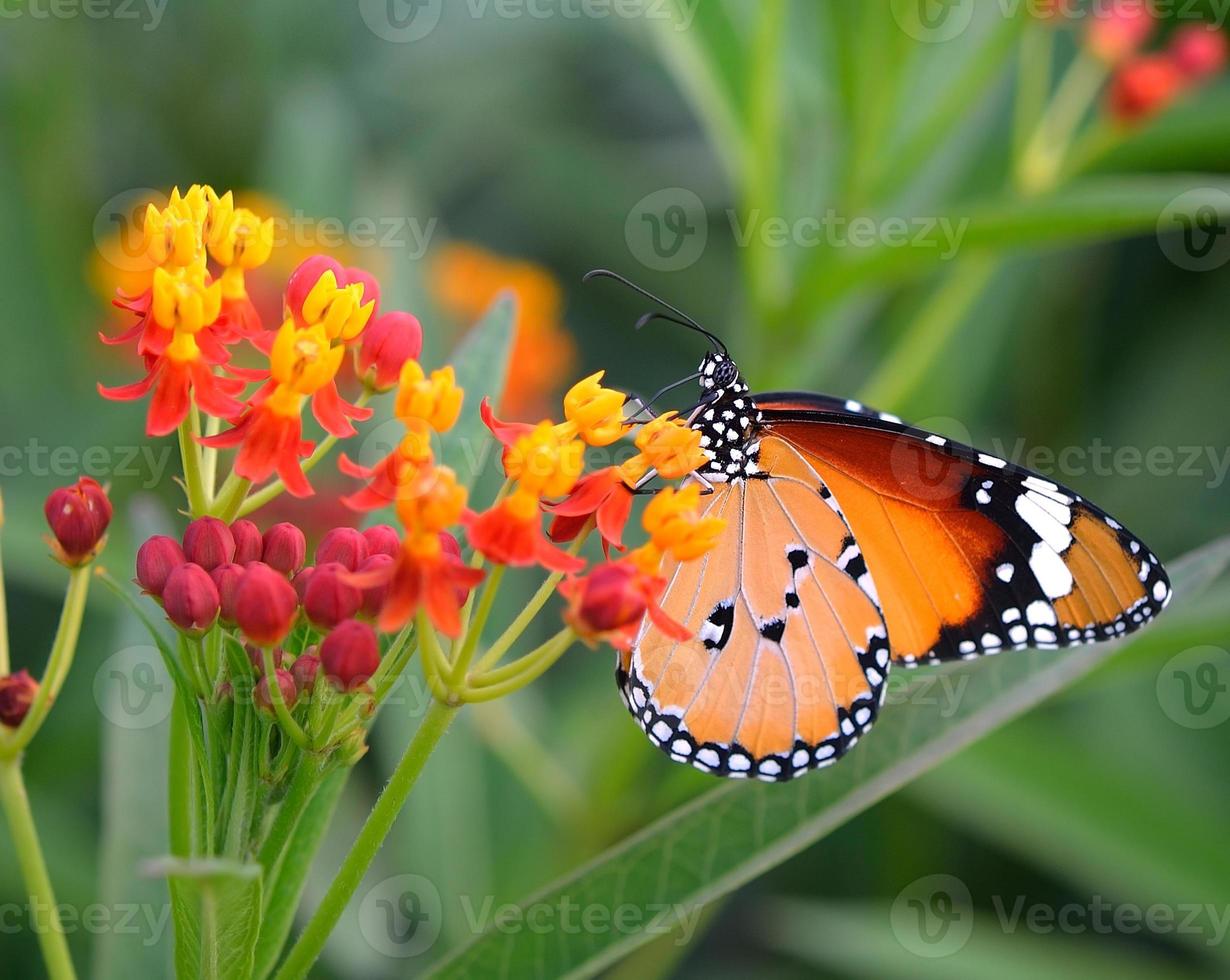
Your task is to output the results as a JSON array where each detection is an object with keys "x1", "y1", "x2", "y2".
[{"x1": 698, "y1": 351, "x2": 744, "y2": 395}]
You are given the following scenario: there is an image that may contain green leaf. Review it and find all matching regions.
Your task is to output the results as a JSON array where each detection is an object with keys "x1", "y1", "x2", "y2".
[
  {"x1": 144, "y1": 857, "x2": 263, "y2": 980},
  {"x1": 425, "y1": 538, "x2": 1230, "y2": 979},
  {"x1": 438, "y1": 293, "x2": 516, "y2": 491},
  {"x1": 759, "y1": 898, "x2": 1197, "y2": 980},
  {"x1": 784, "y1": 175, "x2": 1230, "y2": 323}
]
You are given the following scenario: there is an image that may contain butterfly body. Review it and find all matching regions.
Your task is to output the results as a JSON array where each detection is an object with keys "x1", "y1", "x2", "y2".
[{"x1": 620, "y1": 353, "x2": 1172, "y2": 782}]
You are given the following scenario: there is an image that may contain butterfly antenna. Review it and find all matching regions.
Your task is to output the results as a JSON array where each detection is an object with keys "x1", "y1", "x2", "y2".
[
  {"x1": 584, "y1": 268, "x2": 728, "y2": 355},
  {"x1": 625, "y1": 371, "x2": 702, "y2": 419}
]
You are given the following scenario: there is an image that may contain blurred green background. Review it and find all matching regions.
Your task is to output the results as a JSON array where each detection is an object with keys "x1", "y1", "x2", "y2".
[{"x1": 2, "y1": 1, "x2": 1230, "y2": 977}]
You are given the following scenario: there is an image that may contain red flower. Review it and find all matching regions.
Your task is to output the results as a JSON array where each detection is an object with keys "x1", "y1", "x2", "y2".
[
  {"x1": 1170, "y1": 25, "x2": 1228, "y2": 81},
  {"x1": 1086, "y1": 0, "x2": 1155, "y2": 64},
  {"x1": 545, "y1": 467, "x2": 634, "y2": 555},
  {"x1": 479, "y1": 397, "x2": 534, "y2": 472},
  {"x1": 1108, "y1": 55, "x2": 1187, "y2": 121},
  {"x1": 44, "y1": 477, "x2": 112, "y2": 566},
  {"x1": 363, "y1": 537, "x2": 485, "y2": 637},
  {"x1": 466, "y1": 492, "x2": 585, "y2": 573},
  {"x1": 357, "y1": 311, "x2": 422, "y2": 392},
  {"x1": 200, "y1": 399, "x2": 315, "y2": 496},
  {"x1": 0, "y1": 671, "x2": 38, "y2": 728},
  {"x1": 559, "y1": 561, "x2": 689, "y2": 651},
  {"x1": 320, "y1": 619, "x2": 381, "y2": 691}
]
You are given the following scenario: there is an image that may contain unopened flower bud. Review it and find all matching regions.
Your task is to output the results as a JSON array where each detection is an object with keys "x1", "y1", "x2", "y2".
[
  {"x1": 182, "y1": 516, "x2": 236, "y2": 572},
  {"x1": 255, "y1": 669, "x2": 298, "y2": 713},
  {"x1": 44, "y1": 477, "x2": 111, "y2": 566},
  {"x1": 0, "y1": 670, "x2": 38, "y2": 728},
  {"x1": 234, "y1": 562, "x2": 299, "y2": 646},
  {"x1": 320, "y1": 619, "x2": 381, "y2": 691},
  {"x1": 302, "y1": 562, "x2": 362, "y2": 629},
  {"x1": 1169, "y1": 25, "x2": 1228, "y2": 81},
  {"x1": 1086, "y1": 1, "x2": 1155, "y2": 64},
  {"x1": 1108, "y1": 55, "x2": 1186, "y2": 121},
  {"x1": 292, "y1": 565, "x2": 315, "y2": 603},
  {"x1": 316, "y1": 527, "x2": 369, "y2": 572},
  {"x1": 136, "y1": 535, "x2": 186, "y2": 597},
  {"x1": 291, "y1": 651, "x2": 320, "y2": 695},
  {"x1": 356, "y1": 554, "x2": 394, "y2": 617},
  {"x1": 230, "y1": 519, "x2": 264, "y2": 564},
  {"x1": 163, "y1": 563, "x2": 221, "y2": 632},
  {"x1": 262, "y1": 522, "x2": 307, "y2": 574},
  {"x1": 210, "y1": 562, "x2": 245, "y2": 623},
  {"x1": 362, "y1": 524, "x2": 401, "y2": 558},
  {"x1": 357, "y1": 312, "x2": 423, "y2": 391},
  {"x1": 566, "y1": 563, "x2": 647, "y2": 637}
]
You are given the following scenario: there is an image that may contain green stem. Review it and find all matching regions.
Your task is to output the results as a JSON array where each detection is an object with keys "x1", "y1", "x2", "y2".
[
  {"x1": 274, "y1": 698, "x2": 459, "y2": 980},
  {"x1": 237, "y1": 391, "x2": 372, "y2": 519},
  {"x1": 201, "y1": 405, "x2": 222, "y2": 497},
  {"x1": 0, "y1": 499, "x2": 10, "y2": 675},
  {"x1": 211, "y1": 473, "x2": 252, "y2": 524},
  {"x1": 0, "y1": 760, "x2": 78, "y2": 980},
  {"x1": 463, "y1": 628, "x2": 575, "y2": 702},
  {"x1": 858, "y1": 256, "x2": 998, "y2": 412},
  {"x1": 178, "y1": 413, "x2": 210, "y2": 518},
  {"x1": 448, "y1": 564, "x2": 504, "y2": 686},
  {"x1": 1012, "y1": 24, "x2": 1055, "y2": 170},
  {"x1": 262, "y1": 648, "x2": 308, "y2": 749},
  {"x1": 256, "y1": 754, "x2": 326, "y2": 885},
  {"x1": 0, "y1": 566, "x2": 90, "y2": 757},
  {"x1": 1017, "y1": 48, "x2": 1108, "y2": 195}
]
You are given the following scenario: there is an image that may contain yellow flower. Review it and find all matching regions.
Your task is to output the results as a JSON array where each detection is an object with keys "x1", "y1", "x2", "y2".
[
  {"x1": 299, "y1": 268, "x2": 373, "y2": 342},
  {"x1": 562, "y1": 371, "x2": 627, "y2": 447},
  {"x1": 209, "y1": 207, "x2": 275, "y2": 272},
  {"x1": 641, "y1": 484, "x2": 725, "y2": 562},
  {"x1": 616, "y1": 413, "x2": 708, "y2": 486},
  {"x1": 150, "y1": 264, "x2": 222, "y2": 334},
  {"x1": 269, "y1": 320, "x2": 346, "y2": 396},
  {"x1": 395, "y1": 361, "x2": 464, "y2": 433},
  {"x1": 503, "y1": 422, "x2": 584, "y2": 499}
]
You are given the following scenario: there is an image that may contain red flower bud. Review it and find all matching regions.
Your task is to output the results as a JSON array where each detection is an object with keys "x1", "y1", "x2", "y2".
[
  {"x1": 438, "y1": 530, "x2": 462, "y2": 560},
  {"x1": 357, "y1": 311, "x2": 423, "y2": 391},
  {"x1": 234, "y1": 562, "x2": 299, "y2": 647},
  {"x1": 1169, "y1": 25, "x2": 1228, "y2": 81},
  {"x1": 291, "y1": 651, "x2": 320, "y2": 695},
  {"x1": 343, "y1": 265, "x2": 381, "y2": 319},
  {"x1": 356, "y1": 553, "x2": 394, "y2": 617},
  {"x1": 292, "y1": 565, "x2": 315, "y2": 603},
  {"x1": 0, "y1": 670, "x2": 38, "y2": 728},
  {"x1": 566, "y1": 563, "x2": 647, "y2": 637},
  {"x1": 255, "y1": 669, "x2": 298, "y2": 713},
  {"x1": 163, "y1": 563, "x2": 221, "y2": 632},
  {"x1": 286, "y1": 255, "x2": 343, "y2": 323},
  {"x1": 230, "y1": 519, "x2": 264, "y2": 565},
  {"x1": 44, "y1": 477, "x2": 111, "y2": 566},
  {"x1": 136, "y1": 535, "x2": 186, "y2": 597},
  {"x1": 182, "y1": 517, "x2": 236, "y2": 572},
  {"x1": 302, "y1": 562, "x2": 362, "y2": 629},
  {"x1": 320, "y1": 619, "x2": 381, "y2": 691},
  {"x1": 245, "y1": 643, "x2": 289, "y2": 675},
  {"x1": 362, "y1": 524, "x2": 401, "y2": 559},
  {"x1": 1086, "y1": 1, "x2": 1155, "y2": 64},
  {"x1": 262, "y1": 522, "x2": 307, "y2": 574},
  {"x1": 210, "y1": 563, "x2": 246, "y2": 624},
  {"x1": 1108, "y1": 54, "x2": 1187, "y2": 121},
  {"x1": 316, "y1": 527, "x2": 369, "y2": 572}
]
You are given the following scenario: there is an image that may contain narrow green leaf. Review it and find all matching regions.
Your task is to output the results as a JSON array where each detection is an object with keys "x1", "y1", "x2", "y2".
[
  {"x1": 144, "y1": 857, "x2": 263, "y2": 980},
  {"x1": 785, "y1": 175, "x2": 1230, "y2": 322},
  {"x1": 426, "y1": 538, "x2": 1230, "y2": 979}
]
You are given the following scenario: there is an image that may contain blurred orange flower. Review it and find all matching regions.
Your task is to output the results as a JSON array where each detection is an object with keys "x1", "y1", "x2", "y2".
[{"x1": 430, "y1": 242, "x2": 575, "y2": 417}]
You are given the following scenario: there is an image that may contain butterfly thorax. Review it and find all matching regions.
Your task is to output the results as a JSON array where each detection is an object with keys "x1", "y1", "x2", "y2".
[{"x1": 693, "y1": 353, "x2": 763, "y2": 482}]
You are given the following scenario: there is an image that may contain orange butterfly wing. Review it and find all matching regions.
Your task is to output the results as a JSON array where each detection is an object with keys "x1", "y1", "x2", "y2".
[
  {"x1": 621, "y1": 437, "x2": 890, "y2": 781},
  {"x1": 759, "y1": 401, "x2": 1171, "y2": 665}
]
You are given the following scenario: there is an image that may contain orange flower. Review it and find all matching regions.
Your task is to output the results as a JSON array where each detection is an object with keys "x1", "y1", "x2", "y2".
[
  {"x1": 618, "y1": 412, "x2": 707, "y2": 486},
  {"x1": 395, "y1": 361, "x2": 463, "y2": 433},
  {"x1": 467, "y1": 489, "x2": 585, "y2": 573},
  {"x1": 430, "y1": 242, "x2": 575, "y2": 416},
  {"x1": 502, "y1": 423, "x2": 584, "y2": 499},
  {"x1": 339, "y1": 429, "x2": 434, "y2": 511},
  {"x1": 559, "y1": 560, "x2": 689, "y2": 651},
  {"x1": 375, "y1": 537, "x2": 485, "y2": 637},
  {"x1": 560, "y1": 372, "x2": 627, "y2": 447},
  {"x1": 628, "y1": 483, "x2": 725, "y2": 575}
]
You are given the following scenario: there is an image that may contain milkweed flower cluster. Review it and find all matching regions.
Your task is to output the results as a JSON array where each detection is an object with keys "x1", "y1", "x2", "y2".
[{"x1": 2, "y1": 182, "x2": 727, "y2": 979}]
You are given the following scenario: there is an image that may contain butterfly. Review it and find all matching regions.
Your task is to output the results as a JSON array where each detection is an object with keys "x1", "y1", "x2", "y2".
[{"x1": 587, "y1": 271, "x2": 1172, "y2": 782}]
